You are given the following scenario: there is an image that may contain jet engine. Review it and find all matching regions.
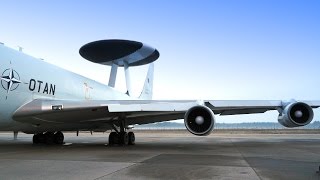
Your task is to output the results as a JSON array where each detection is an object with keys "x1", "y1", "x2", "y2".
[
  {"x1": 278, "y1": 102, "x2": 314, "y2": 127},
  {"x1": 184, "y1": 106, "x2": 215, "y2": 136}
]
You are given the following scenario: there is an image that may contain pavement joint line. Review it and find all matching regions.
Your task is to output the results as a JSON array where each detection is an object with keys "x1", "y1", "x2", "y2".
[
  {"x1": 229, "y1": 137, "x2": 262, "y2": 180},
  {"x1": 93, "y1": 163, "x2": 138, "y2": 180},
  {"x1": 93, "y1": 153, "x2": 164, "y2": 179},
  {"x1": 138, "y1": 153, "x2": 164, "y2": 163}
]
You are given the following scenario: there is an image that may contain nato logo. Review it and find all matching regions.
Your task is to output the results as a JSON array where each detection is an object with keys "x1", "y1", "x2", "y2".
[{"x1": 1, "y1": 68, "x2": 22, "y2": 94}]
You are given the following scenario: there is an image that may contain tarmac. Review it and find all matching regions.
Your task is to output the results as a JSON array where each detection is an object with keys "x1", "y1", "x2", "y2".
[{"x1": 0, "y1": 131, "x2": 319, "y2": 180}]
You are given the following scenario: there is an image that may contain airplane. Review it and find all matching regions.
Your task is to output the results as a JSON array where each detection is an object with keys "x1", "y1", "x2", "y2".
[{"x1": 0, "y1": 39, "x2": 319, "y2": 145}]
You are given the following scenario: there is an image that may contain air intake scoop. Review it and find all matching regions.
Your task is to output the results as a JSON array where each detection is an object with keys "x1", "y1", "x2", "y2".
[{"x1": 79, "y1": 39, "x2": 159, "y2": 67}]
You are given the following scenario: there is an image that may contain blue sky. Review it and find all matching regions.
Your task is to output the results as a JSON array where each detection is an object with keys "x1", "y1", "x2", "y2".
[{"x1": 0, "y1": 1, "x2": 319, "y2": 123}]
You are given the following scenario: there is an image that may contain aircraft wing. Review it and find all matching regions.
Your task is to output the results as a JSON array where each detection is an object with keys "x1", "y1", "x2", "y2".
[
  {"x1": 13, "y1": 99, "x2": 197, "y2": 125},
  {"x1": 13, "y1": 99, "x2": 320, "y2": 127}
]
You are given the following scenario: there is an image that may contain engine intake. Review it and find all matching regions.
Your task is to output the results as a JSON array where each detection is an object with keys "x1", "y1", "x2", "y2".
[
  {"x1": 278, "y1": 102, "x2": 314, "y2": 127},
  {"x1": 184, "y1": 106, "x2": 215, "y2": 136}
]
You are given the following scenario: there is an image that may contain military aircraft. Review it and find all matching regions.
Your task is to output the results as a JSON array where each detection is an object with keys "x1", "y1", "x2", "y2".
[{"x1": 0, "y1": 40, "x2": 319, "y2": 145}]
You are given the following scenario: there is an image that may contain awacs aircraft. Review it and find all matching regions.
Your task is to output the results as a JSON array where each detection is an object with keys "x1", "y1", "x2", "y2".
[{"x1": 0, "y1": 40, "x2": 319, "y2": 145}]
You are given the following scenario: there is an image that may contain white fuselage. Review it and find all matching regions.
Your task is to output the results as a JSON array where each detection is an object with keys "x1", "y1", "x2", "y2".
[{"x1": 0, "y1": 44, "x2": 133, "y2": 132}]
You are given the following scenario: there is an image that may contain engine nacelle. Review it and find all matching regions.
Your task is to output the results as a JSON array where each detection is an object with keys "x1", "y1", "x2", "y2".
[
  {"x1": 184, "y1": 106, "x2": 215, "y2": 136},
  {"x1": 278, "y1": 102, "x2": 314, "y2": 127}
]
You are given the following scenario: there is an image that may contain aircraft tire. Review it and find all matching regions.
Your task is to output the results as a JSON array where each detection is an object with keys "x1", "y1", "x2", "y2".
[
  {"x1": 44, "y1": 132, "x2": 54, "y2": 145},
  {"x1": 120, "y1": 132, "x2": 129, "y2": 145},
  {"x1": 109, "y1": 132, "x2": 116, "y2": 145},
  {"x1": 128, "y1": 132, "x2": 135, "y2": 145},
  {"x1": 32, "y1": 134, "x2": 40, "y2": 144},
  {"x1": 38, "y1": 133, "x2": 46, "y2": 144},
  {"x1": 54, "y1": 131, "x2": 64, "y2": 145}
]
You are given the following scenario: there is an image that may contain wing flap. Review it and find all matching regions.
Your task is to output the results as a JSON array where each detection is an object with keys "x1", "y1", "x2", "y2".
[
  {"x1": 219, "y1": 108, "x2": 269, "y2": 115},
  {"x1": 206, "y1": 100, "x2": 282, "y2": 108},
  {"x1": 108, "y1": 102, "x2": 198, "y2": 112}
]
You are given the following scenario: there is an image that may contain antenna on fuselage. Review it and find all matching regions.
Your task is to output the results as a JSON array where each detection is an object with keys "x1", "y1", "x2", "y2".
[
  {"x1": 18, "y1": 46, "x2": 23, "y2": 52},
  {"x1": 79, "y1": 39, "x2": 159, "y2": 97}
]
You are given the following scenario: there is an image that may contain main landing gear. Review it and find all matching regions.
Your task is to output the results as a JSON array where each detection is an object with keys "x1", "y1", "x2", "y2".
[
  {"x1": 33, "y1": 131, "x2": 64, "y2": 145},
  {"x1": 108, "y1": 120, "x2": 135, "y2": 146},
  {"x1": 108, "y1": 131, "x2": 135, "y2": 145}
]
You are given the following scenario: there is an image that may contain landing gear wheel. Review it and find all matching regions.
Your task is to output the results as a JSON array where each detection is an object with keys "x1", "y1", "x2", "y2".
[
  {"x1": 32, "y1": 133, "x2": 47, "y2": 144},
  {"x1": 33, "y1": 134, "x2": 40, "y2": 144},
  {"x1": 120, "y1": 132, "x2": 129, "y2": 145},
  {"x1": 109, "y1": 119, "x2": 135, "y2": 146},
  {"x1": 44, "y1": 132, "x2": 54, "y2": 144},
  {"x1": 128, "y1": 132, "x2": 135, "y2": 145},
  {"x1": 54, "y1": 131, "x2": 64, "y2": 145},
  {"x1": 109, "y1": 132, "x2": 117, "y2": 145},
  {"x1": 38, "y1": 133, "x2": 46, "y2": 144}
]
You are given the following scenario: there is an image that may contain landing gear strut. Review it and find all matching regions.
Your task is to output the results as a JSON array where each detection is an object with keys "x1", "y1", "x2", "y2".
[
  {"x1": 108, "y1": 120, "x2": 135, "y2": 146},
  {"x1": 33, "y1": 131, "x2": 64, "y2": 145}
]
